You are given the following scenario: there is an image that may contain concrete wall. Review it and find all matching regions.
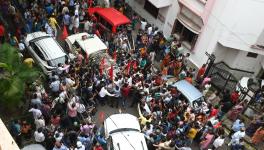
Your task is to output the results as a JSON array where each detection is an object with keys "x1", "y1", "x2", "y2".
[
  {"x1": 127, "y1": 0, "x2": 180, "y2": 37},
  {"x1": 191, "y1": 0, "x2": 264, "y2": 75},
  {"x1": 128, "y1": 0, "x2": 264, "y2": 76}
]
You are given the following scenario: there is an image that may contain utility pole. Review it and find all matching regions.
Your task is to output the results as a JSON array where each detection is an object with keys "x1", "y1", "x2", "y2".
[{"x1": 204, "y1": 52, "x2": 216, "y2": 77}]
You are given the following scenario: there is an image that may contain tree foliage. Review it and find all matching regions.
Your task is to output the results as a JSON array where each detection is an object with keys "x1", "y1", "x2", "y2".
[{"x1": 0, "y1": 44, "x2": 40, "y2": 107}]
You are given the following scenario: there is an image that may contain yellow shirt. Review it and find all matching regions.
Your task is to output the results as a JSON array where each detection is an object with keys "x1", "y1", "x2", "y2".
[
  {"x1": 23, "y1": 58, "x2": 34, "y2": 68},
  {"x1": 138, "y1": 106, "x2": 152, "y2": 125},
  {"x1": 187, "y1": 128, "x2": 198, "y2": 139},
  {"x1": 49, "y1": 17, "x2": 58, "y2": 29}
]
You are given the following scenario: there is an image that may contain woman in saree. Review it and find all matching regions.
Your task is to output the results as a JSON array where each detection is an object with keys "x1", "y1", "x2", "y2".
[
  {"x1": 246, "y1": 115, "x2": 263, "y2": 137},
  {"x1": 227, "y1": 100, "x2": 247, "y2": 121},
  {"x1": 251, "y1": 125, "x2": 264, "y2": 144}
]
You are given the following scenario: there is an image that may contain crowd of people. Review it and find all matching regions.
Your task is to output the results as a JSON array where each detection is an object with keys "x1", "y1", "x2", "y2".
[{"x1": 1, "y1": 0, "x2": 264, "y2": 150}]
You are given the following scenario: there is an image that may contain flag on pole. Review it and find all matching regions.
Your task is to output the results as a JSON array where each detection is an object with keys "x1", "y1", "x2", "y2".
[
  {"x1": 61, "y1": 25, "x2": 68, "y2": 40},
  {"x1": 126, "y1": 61, "x2": 131, "y2": 75},
  {"x1": 99, "y1": 57, "x2": 105, "y2": 76},
  {"x1": 113, "y1": 50, "x2": 117, "y2": 62},
  {"x1": 99, "y1": 111, "x2": 105, "y2": 123},
  {"x1": 109, "y1": 65, "x2": 114, "y2": 81}
]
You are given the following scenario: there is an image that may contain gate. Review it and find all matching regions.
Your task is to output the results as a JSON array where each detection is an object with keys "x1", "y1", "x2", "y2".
[{"x1": 208, "y1": 61, "x2": 254, "y2": 92}]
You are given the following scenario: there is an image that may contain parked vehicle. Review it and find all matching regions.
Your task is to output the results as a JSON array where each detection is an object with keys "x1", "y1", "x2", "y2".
[
  {"x1": 65, "y1": 32, "x2": 115, "y2": 72},
  {"x1": 24, "y1": 32, "x2": 68, "y2": 74},
  {"x1": 104, "y1": 113, "x2": 148, "y2": 150},
  {"x1": 171, "y1": 80, "x2": 204, "y2": 108},
  {"x1": 88, "y1": 7, "x2": 131, "y2": 33},
  {"x1": 236, "y1": 77, "x2": 264, "y2": 92}
]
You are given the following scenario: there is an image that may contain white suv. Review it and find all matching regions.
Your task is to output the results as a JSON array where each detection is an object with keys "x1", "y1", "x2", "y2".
[
  {"x1": 104, "y1": 113, "x2": 148, "y2": 150},
  {"x1": 24, "y1": 32, "x2": 68, "y2": 74}
]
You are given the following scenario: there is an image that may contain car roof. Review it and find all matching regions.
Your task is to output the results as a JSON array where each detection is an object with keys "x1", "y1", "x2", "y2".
[
  {"x1": 25, "y1": 32, "x2": 66, "y2": 60},
  {"x1": 35, "y1": 37, "x2": 66, "y2": 60},
  {"x1": 172, "y1": 80, "x2": 203, "y2": 103},
  {"x1": 91, "y1": 8, "x2": 131, "y2": 26},
  {"x1": 66, "y1": 33, "x2": 108, "y2": 54},
  {"x1": 111, "y1": 131, "x2": 148, "y2": 150},
  {"x1": 104, "y1": 113, "x2": 141, "y2": 135}
]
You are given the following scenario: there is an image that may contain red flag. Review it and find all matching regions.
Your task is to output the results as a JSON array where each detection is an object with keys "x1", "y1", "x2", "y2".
[
  {"x1": 113, "y1": 50, "x2": 117, "y2": 62},
  {"x1": 108, "y1": 65, "x2": 114, "y2": 81},
  {"x1": 99, "y1": 57, "x2": 105, "y2": 76},
  {"x1": 126, "y1": 61, "x2": 131, "y2": 75},
  {"x1": 133, "y1": 61, "x2": 138, "y2": 71},
  {"x1": 99, "y1": 111, "x2": 105, "y2": 123},
  {"x1": 61, "y1": 25, "x2": 68, "y2": 40}
]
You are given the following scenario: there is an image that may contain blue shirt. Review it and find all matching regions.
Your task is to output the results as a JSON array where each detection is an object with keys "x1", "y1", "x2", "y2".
[{"x1": 232, "y1": 119, "x2": 245, "y2": 132}]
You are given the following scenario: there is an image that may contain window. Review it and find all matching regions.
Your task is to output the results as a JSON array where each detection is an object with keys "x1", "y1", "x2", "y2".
[
  {"x1": 100, "y1": 19, "x2": 112, "y2": 31},
  {"x1": 172, "y1": 20, "x2": 198, "y2": 49},
  {"x1": 144, "y1": 0, "x2": 159, "y2": 18},
  {"x1": 31, "y1": 43, "x2": 45, "y2": 60},
  {"x1": 247, "y1": 52, "x2": 258, "y2": 58}
]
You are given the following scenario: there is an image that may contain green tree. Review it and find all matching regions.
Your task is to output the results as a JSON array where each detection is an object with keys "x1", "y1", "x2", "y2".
[{"x1": 0, "y1": 44, "x2": 40, "y2": 107}]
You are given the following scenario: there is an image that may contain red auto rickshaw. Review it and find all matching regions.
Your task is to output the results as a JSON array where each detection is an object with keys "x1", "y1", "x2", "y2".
[{"x1": 88, "y1": 7, "x2": 131, "y2": 34}]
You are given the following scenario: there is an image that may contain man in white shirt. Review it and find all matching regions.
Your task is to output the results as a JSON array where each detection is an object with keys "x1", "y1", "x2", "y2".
[
  {"x1": 141, "y1": 19, "x2": 147, "y2": 31},
  {"x1": 35, "y1": 116, "x2": 45, "y2": 129},
  {"x1": 84, "y1": 19, "x2": 92, "y2": 33},
  {"x1": 228, "y1": 127, "x2": 246, "y2": 146},
  {"x1": 98, "y1": 85, "x2": 114, "y2": 106},
  {"x1": 147, "y1": 25, "x2": 153, "y2": 35},
  {"x1": 34, "y1": 128, "x2": 45, "y2": 143},
  {"x1": 50, "y1": 78, "x2": 60, "y2": 93},
  {"x1": 213, "y1": 135, "x2": 225, "y2": 149},
  {"x1": 29, "y1": 105, "x2": 42, "y2": 119}
]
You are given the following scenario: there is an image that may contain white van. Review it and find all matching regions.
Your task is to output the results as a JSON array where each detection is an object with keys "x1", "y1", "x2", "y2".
[
  {"x1": 24, "y1": 32, "x2": 68, "y2": 74},
  {"x1": 65, "y1": 32, "x2": 113, "y2": 65},
  {"x1": 104, "y1": 113, "x2": 148, "y2": 150}
]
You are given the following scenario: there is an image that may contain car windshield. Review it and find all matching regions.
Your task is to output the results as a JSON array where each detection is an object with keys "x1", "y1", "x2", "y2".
[
  {"x1": 48, "y1": 56, "x2": 66, "y2": 67},
  {"x1": 247, "y1": 78, "x2": 260, "y2": 91},
  {"x1": 109, "y1": 128, "x2": 140, "y2": 135}
]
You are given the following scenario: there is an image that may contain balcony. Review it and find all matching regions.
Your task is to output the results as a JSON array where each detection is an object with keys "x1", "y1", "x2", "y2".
[{"x1": 178, "y1": 0, "x2": 206, "y2": 18}]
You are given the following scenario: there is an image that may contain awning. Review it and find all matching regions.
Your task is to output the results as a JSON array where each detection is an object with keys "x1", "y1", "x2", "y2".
[
  {"x1": 177, "y1": 13, "x2": 201, "y2": 34},
  {"x1": 148, "y1": 0, "x2": 172, "y2": 8},
  {"x1": 218, "y1": 31, "x2": 264, "y2": 56}
]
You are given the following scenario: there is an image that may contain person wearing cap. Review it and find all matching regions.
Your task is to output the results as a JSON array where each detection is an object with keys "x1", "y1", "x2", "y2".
[{"x1": 75, "y1": 141, "x2": 85, "y2": 150}]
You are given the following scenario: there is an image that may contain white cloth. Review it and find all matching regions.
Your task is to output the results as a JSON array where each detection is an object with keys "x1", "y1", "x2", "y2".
[
  {"x1": 35, "y1": 119, "x2": 45, "y2": 129},
  {"x1": 73, "y1": 17, "x2": 79, "y2": 28},
  {"x1": 141, "y1": 21, "x2": 147, "y2": 30},
  {"x1": 99, "y1": 87, "x2": 114, "y2": 97},
  {"x1": 18, "y1": 43, "x2": 25, "y2": 51},
  {"x1": 230, "y1": 131, "x2": 245, "y2": 145},
  {"x1": 50, "y1": 80, "x2": 60, "y2": 92},
  {"x1": 213, "y1": 136, "x2": 225, "y2": 148},
  {"x1": 29, "y1": 108, "x2": 42, "y2": 119},
  {"x1": 34, "y1": 131, "x2": 45, "y2": 142},
  {"x1": 147, "y1": 26, "x2": 153, "y2": 35}
]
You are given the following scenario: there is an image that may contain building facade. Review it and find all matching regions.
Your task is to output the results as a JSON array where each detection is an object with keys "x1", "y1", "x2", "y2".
[{"x1": 128, "y1": 0, "x2": 264, "y2": 79}]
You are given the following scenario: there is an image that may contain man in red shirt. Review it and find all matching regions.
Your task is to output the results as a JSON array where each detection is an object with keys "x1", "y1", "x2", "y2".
[
  {"x1": 121, "y1": 83, "x2": 130, "y2": 108},
  {"x1": 196, "y1": 64, "x2": 206, "y2": 82},
  {"x1": 230, "y1": 90, "x2": 240, "y2": 104},
  {"x1": 0, "y1": 22, "x2": 5, "y2": 44}
]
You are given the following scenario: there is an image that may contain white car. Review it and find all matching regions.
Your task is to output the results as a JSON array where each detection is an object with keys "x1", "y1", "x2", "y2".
[
  {"x1": 104, "y1": 113, "x2": 148, "y2": 150},
  {"x1": 24, "y1": 32, "x2": 68, "y2": 74},
  {"x1": 65, "y1": 32, "x2": 116, "y2": 76},
  {"x1": 236, "y1": 77, "x2": 264, "y2": 92}
]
